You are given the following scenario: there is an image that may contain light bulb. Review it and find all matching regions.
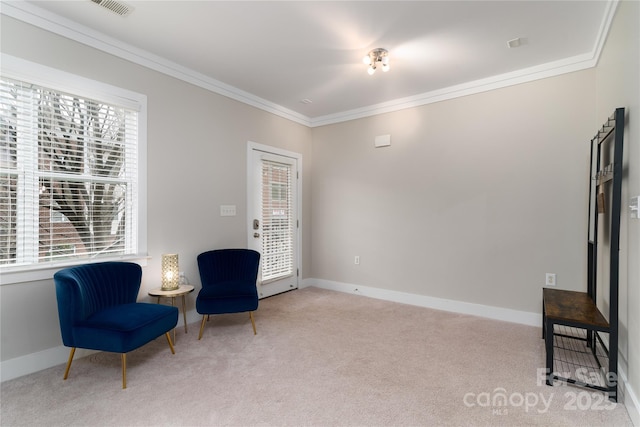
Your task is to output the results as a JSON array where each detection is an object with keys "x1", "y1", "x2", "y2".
[
  {"x1": 367, "y1": 65, "x2": 375, "y2": 75},
  {"x1": 381, "y1": 56, "x2": 389, "y2": 65},
  {"x1": 382, "y1": 63, "x2": 390, "y2": 72},
  {"x1": 363, "y1": 55, "x2": 372, "y2": 65}
]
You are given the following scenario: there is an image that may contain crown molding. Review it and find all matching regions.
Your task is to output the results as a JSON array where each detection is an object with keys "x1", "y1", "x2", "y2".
[
  {"x1": 310, "y1": 0, "x2": 619, "y2": 127},
  {"x1": 2, "y1": 0, "x2": 618, "y2": 129},
  {"x1": 1, "y1": 1, "x2": 312, "y2": 127},
  {"x1": 310, "y1": 52, "x2": 598, "y2": 127}
]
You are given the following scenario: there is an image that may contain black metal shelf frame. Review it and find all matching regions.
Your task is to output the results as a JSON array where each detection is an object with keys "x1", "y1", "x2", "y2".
[{"x1": 542, "y1": 107, "x2": 624, "y2": 402}]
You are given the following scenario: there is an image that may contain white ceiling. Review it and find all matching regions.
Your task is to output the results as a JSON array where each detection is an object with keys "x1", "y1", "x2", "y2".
[{"x1": 5, "y1": 1, "x2": 615, "y2": 126}]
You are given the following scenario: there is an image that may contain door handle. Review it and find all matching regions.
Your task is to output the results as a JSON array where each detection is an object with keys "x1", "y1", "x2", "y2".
[{"x1": 253, "y1": 232, "x2": 260, "y2": 238}]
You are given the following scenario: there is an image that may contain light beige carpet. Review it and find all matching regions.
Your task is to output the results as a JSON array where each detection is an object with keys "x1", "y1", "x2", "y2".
[{"x1": 0, "y1": 287, "x2": 633, "y2": 426}]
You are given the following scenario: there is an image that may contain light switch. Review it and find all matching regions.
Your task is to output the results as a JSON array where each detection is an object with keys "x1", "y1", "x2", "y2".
[
  {"x1": 630, "y1": 196, "x2": 639, "y2": 219},
  {"x1": 220, "y1": 205, "x2": 236, "y2": 216}
]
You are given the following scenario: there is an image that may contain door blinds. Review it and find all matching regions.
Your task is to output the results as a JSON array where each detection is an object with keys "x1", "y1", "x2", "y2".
[{"x1": 260, "y1": 159, "x2": 293, "y2": 283}]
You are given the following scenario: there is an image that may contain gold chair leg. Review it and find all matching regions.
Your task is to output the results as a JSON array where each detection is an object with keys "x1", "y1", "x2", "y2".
[
  {"x1": 122, "y1": 354, "x2": 127, "y2": 389},
  {"x1": 250, "y1": 312, "x2": 257, "y2": 335},
  {"x1": 63, "y1": 347, "x2": 76, "y2": 380},
  {"x1": 165, "y1": 332, "x2": 175, "y2": 354},
  {"x1": 198, "y1": 315, "x2": 207, "y2": 340}
]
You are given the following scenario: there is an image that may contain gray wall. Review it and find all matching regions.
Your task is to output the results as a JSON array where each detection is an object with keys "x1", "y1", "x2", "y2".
[
  {"x1": 310, "y1": 70, "x2": 596, "y2": 313},
  {"x1": 594, "y1": 0, "x2": 640, "y2": 418},
  {"x1": 1, "y1": 2, "x2": 639, "y2": 420},
  {"x1": 308, "y1": 1, "x2": 639, "y2": 415},
  {"x1": 0, "y1": 15, "x2": 313, "y2": 362}
]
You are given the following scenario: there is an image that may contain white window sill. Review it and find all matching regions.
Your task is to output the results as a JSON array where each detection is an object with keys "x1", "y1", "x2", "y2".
[{"x1": 0, "y1": 255, "x2": 150, "y2": 285}]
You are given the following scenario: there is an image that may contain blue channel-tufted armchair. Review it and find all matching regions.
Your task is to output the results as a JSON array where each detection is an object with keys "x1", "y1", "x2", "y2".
[
  {"x1": 196, "y1": 249, "x2": 260, "y2": 340},
  {"x1": 54, "y1": 261, "x2": 178, "y2": 388}
]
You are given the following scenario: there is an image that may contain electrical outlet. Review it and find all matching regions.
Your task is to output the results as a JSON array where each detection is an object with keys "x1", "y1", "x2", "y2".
[
  {"x1": 546, "y1": 273, "x2": 556, "y2": 286},
  {"x1": 354, "y1": 256, "x2": 360, "y2": 265}
]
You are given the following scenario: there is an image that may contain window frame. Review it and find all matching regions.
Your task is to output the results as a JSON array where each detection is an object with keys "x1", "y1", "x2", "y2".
[{"x1": 0, "y1": 54, "x2": 148, "y2": 285}]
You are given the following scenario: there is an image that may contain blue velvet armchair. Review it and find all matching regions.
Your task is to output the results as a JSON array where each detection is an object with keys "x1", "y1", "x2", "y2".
[
  {"x1": 54, "y1": 261, "x2": 178, "y2": 388},
  {"x1": 196, "y1": 249, "x2": 260, "y2": 340}
]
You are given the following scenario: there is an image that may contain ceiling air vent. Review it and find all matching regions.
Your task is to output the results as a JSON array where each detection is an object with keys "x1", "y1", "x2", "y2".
[{"x1": 90, "y1": 0, "x2": 134, "y2": 17}]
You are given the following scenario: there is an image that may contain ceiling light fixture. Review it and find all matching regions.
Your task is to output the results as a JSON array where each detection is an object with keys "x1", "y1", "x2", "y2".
[{"x1": 363, "y1": 48, "x2": 390, "y2": 75}]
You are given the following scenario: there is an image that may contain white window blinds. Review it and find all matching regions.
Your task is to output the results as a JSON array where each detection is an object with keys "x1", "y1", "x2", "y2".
[
  {"x1": 0, "y1": 76, "x2": 139, "y2": 267},
  {"x1": 261, "y1": 159, "x2": 294, "y2": 283}
]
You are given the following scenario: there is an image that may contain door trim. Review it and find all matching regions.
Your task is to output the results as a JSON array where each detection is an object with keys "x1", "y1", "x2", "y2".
[{"x1": 247, "y1": 141, "x2": 303, "y2": 294}]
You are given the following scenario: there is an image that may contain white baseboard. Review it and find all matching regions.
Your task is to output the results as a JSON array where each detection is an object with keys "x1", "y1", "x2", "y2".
[
  {"x1": 0, "y1": 346, "x2": 97, "y2": 382},
  {"x1": 619, "y1": 367, "x2": 640, "y2": 426},
  {"x1": 4, "y1": 282, "x2": 639, "y2": 427},
  {"x1": 4, "y1": 282, "x2": 539, "y2": 382},
  {"x1": 627, "y1": 385, "x2": 640, "y2": 426},
  {"x1": 302, "y1": 278, "x2": 541, "y2": 326},
  {"x1": 1, "y1": 310, "x2": 200, "y2": 383},
  {"x1": 302, "y1": 278, "x2": 640, "y2": 425}
]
